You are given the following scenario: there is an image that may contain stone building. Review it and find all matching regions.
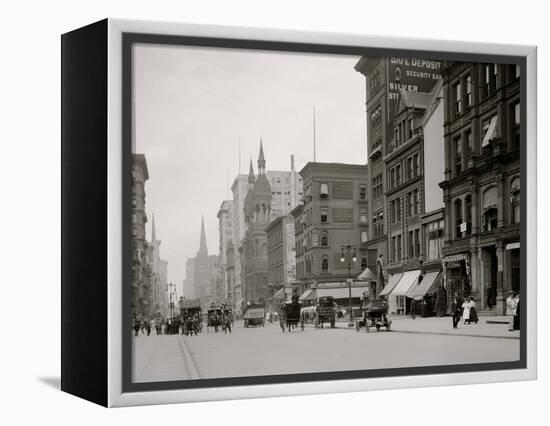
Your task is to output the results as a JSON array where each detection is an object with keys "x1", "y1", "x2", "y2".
[
  {"x1": 440, "y1": 61, "x2": 520, "y2": 315},
  {"x1": 217, "y1": 200, "x2": 233, "y2": 303},
  {"x1": 147, "y1": 215, "x2": 169, "y2": 318},
  {"x1": 294, "y1": 162, "x2": 370, "y2": 288},
  {"x1": 265, "y1": 214, "x2": 297, "y2": 305},
  {"x1": 131, "y1": 153, "x2": 151, "y2": 319},
  {"x1": 354, "y1": 56, "x2": 442, "y2": 292},
  {"x1": 193, "y1": 217, "x2": 219, "y2": 308}
]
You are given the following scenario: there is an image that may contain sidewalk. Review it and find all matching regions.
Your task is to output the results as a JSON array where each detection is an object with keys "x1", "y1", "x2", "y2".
[{"x1": 388, "y1": 315, "x2": 520, "y2": 339}]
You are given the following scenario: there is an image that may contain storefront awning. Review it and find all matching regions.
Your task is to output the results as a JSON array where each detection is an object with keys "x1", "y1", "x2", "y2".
[
  {"x1": 357, "y1": 267, "x2": 377, "y2": 281},
  {"x1": 406, "y1": 271, "x2": 441, "y2": 301},
  {"x1": 390, "y1": 270, "x2": 421, "y2": 296},
  {"x1": 315, "y1": 286, "x2": 369, "y2": 299},
  {"x1": 379, "y1": 273, "x2": 403, "y2": 297},
  {"x1": 272, "y1": 288, "x2": 285, "y2": 300},
  {"x1": 442, "y1": 254, "x2": 468, "y2": 263},
  {"x1": 299, "y1": 289, "x2": 316, "y2": 301}
]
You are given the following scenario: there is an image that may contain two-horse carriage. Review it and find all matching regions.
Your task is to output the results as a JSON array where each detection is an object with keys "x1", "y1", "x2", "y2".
[{"x1": 355, "y1": 299, "x2": 392, "y2": 332}]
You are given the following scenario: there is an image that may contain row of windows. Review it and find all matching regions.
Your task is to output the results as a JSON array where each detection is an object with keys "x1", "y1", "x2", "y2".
[
  {"x1": 451, "y1": 64, "x2": 520, "y2": 119},
  {"x1": 390, "y1": 229, "x2": 420, "y2": 262},
  {"x1": 372, "y1": 174, "x2": 383, "y2": 198},
  {"x1": 370, "y1": 105, "x2": 382, "y2": 128},
  {"x1": 393, "y1": 116, "x2": 415, "y2": 147},
  {"x1": 298, "y1": 254, "x2": 370, "y2": 275},
  {"x1": 388, "y1": 190, "x2": 420, "y2": 223},
  {"x1": 318, "y1": 183, "x2": 368, "y2": 200},
  {"x1": 388, "y1": 154, "x2": 420, "y2": 190}
]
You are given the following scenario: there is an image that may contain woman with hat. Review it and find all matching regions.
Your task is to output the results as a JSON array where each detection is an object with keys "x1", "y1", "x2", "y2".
[
  {"x1": 506, "y1": 291, "x2": 518, "y2": 331},
  {"x1": 468, "y1": 296, "x2": 478, "y2": 324}
]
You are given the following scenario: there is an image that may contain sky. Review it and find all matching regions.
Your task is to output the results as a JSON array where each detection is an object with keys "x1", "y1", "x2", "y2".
[{"x1": 134, "y1": 44, "x2": 367, "y2": 291}]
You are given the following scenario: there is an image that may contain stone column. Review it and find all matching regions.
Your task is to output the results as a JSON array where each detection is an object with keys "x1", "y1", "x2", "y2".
[
  {"x1": 495, "y1": 241, "x2": 506, "y2": 315},
  {"x1": 496, "y1": 173, "x2": 506, "y2": 228},
  {"x1": 470, "y1": 184, "x2": 480, "y2": 235},
  {"x1": 470, "y1": 248, "x2": 480, "y2": 301}
]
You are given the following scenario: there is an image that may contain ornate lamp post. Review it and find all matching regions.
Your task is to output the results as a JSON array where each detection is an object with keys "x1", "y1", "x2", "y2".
[{"x1": 340, "y1": 241, "x2": 357, "y2": 325}]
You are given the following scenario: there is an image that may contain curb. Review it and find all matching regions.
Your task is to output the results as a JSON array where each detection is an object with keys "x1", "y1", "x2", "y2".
[
  {"x1": 177, "y1": 335, "x2": 201, "y2": 379},
  {"x1": 389, "y1": 329, "x2": 520, "y2": 340}
]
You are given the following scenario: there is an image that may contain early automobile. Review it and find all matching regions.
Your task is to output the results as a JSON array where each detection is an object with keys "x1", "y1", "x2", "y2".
[
  {"x1": 243, "y1": 303, "x2": 265, "y2": 327},
  {"x1": 356, "y1": 299, "x2": 392, "y2": 332}
]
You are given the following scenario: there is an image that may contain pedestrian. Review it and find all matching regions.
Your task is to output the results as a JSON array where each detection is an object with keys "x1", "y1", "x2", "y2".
[
  {"x1": 410, "y1": 298, "x2": 416, "y2": 320},
  {"x1": 513, "y1": 293, "x2": 520, "y2": 330},
  {"x1": 451, "y1": 296, "x2": 462, "y2": 329},
  {"x1": 469, "y1": 297, "x2": 479, "y2": 324},
  {"x1": 146, "y1": 321, "x2": 151, "y2": 336},
  {"x1": 462, "y1": 297, "x2": 471, "y2": 325},
  {"x1": 506, "y1": 291, "x2": 518, "y2": 331},
  {"x1": 133, "y1": 320, "x2": 140, "y2": 337}
]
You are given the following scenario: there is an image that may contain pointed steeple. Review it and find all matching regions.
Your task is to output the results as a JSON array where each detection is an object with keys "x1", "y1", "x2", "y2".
[
  {"x1": 258, "y1": 139, "x2": 266, "y2": 174},
  {"x1": 151, "y1": 213, "x2": 156, "y2": 243},
  {"x1": 248, "y1": 158, "x2": 255, "y2": 184},
  {"x1": 198, "y1": 216, "x2": 208, "y2": 256}
]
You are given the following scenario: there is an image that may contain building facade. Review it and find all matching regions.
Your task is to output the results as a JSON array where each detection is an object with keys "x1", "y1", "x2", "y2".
[
  {"x1": 217, "y1": 200, "x2": 233, "y2": 303},
  {"x1": 266, "y1": 215, "x2": 297, "y2": 295},
  {"x1": 147, "y1": 215, "x2": 169, "y2": 318},
  {"x1": 354, "y1": 56, "x2": 442, "y2": 292},
  {"x1": 440, "y1": 62, "x2": 520, "y2": 315},
  {"x1": 192, "y1": 217, "x2": 220, "y2": 308},
  {"x1": 295, "y1": 162, "x2": 370, "y2": 289},
  {"x1": 131, "y1": 154, "x2": 151, "y2": 319},
  {"x1": 183, "y1": 258, "x2": 196, "y2": 299}
]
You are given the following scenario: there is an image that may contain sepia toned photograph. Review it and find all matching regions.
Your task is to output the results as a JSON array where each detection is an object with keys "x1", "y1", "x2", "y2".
[{"x1": 128, "y1": 41, "x2": 522, "y2": 385}]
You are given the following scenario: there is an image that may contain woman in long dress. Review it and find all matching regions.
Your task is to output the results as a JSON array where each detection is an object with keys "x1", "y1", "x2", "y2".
[
  {"x1": 462, "y1": 298, "x2": 471, "y2": 324},
  {"x1": 469, "y1": 297, "x2": 479, "y2": 324}
]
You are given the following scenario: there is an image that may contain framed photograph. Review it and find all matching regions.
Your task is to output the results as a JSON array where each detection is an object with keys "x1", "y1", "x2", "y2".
[{"x1": 61, "y1": 18, "x2": 537, "y2": 407}]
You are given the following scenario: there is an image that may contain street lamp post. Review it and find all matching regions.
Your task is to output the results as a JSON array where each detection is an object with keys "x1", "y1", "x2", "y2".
[{"x1": 340, "y1": 241, "x2": 357, "y2": 326}]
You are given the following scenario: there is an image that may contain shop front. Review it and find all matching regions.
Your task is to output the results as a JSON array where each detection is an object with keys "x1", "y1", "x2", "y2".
[{"x1": 442, "y1": 253, "x2": 470, "y2": 313}]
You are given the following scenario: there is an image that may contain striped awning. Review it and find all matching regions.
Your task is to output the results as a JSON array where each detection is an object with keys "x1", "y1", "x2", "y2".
[
  {"x1": 406, "y1": 271, "x2": 441, "y2": 301},
  {"x1": 379, "y1": 273, "x2": 403, "y2": 297},
  {"x1": 391, "y1": 270, "x2": 421, "y2": 296},
  {"x1": 442, "y1": 254, "x2": 468, "y2": 263},
  {"x1": 299, "y1": 289, "x2": 316, "y2": 301}
]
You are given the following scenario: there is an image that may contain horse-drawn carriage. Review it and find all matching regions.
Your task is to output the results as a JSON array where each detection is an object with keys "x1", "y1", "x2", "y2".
[
  {"x1": 356, "y1": 299, "x2": 392, "y2": 332},
  {"x1": 180, "y1": 299, "x2": 202, "y2": 336},
  {"x1": 243, "y1": 303, "x2": 265, "y2": 328},
  {"x1": 207, "y1": 307, "x2": 223, "y2": 332},
  {"x1": 279, "y1": 300, "x2": 304, "y2": 332},
  {"x1": 315, "y1": 296, "x2": 337, "y2": 328}
]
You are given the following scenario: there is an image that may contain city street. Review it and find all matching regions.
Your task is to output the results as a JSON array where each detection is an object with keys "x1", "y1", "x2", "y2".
[{"x1": 133, "y1": 319, "x2": 520, "y2": 383}]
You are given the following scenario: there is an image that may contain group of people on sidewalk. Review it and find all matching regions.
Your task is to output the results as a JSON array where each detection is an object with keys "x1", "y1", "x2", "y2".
[
  {"x1": 450, "y1": 291, "x2": 520, "y2": 331},
  {"x1": 451, "y1": 295, "x2": 479, "y2": 329}
]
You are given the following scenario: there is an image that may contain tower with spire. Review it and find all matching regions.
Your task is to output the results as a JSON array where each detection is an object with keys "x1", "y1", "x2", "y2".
[
  {"x1": 193, "y1": 216, "x2": 219, "y2": 308},
  {"x1": 197, "y1": 215, "x2": 208, "y2": 257}
]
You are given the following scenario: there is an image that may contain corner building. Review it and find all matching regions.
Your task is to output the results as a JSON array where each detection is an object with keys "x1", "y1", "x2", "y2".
[{"x1": 440, "y1": 62, "x2": 520, "y2": 315}]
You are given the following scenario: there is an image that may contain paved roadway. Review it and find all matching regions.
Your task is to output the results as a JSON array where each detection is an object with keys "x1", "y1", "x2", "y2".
[{"x1": 133, "y1": 321, "x2": 519, "y2": 383}]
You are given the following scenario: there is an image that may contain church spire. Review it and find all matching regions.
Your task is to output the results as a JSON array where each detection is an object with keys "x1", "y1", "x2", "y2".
[
  {"x1": 258, "y1": 139, "x2": 266, "y2": 174},
  {"x1": 198, "y1": 216, "x2": 208, "y2": 256},
  {"x1": 248, "y1": 158, "x2": 255, "y2": 184}
]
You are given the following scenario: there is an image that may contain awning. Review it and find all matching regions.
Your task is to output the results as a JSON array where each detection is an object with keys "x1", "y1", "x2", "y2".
[
  {"x1": 315, "y1": 286, "x2": 369, "y2": 299},
  {"x1": 299, "y1": 289, "x2": 316, "y2": 301},
  {"x1": 506, "y1": 242, "x2": 520, "y2": 250},
  {"x1": 379, "y1": 273, "x2": 403, "y2": 297},
  {"x1": 390, "y1": 270, "x2": 421, "y2": 296},
  {"x1": 482, "y1": 115, "x2": 498, "y2": 147},
  {"x1": 272, "y1": 288, "x2": 285, "y2": 300},
  {"x1": 406, "y1": 271, "x2": 441, "y2": 301},
  {"x1": 442, "y1": 254, "x2": 468, "y2": 263},
  {"x1": 357, "y1": 267, "x2": 377, "y2": 281}
]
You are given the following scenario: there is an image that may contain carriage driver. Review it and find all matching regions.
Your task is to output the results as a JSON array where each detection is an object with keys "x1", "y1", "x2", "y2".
[{"x1": 360, "y1": 289, "x2": 371, "y2": 323}]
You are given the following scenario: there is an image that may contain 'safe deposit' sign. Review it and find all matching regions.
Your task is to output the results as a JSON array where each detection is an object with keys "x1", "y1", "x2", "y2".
[{"x1": 387, "y1": 57, "x2": 441, "y2": 102}]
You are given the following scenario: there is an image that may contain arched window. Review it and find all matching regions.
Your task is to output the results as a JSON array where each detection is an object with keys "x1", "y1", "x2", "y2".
[
  {"x1": 359, "y1": 185, "x2": 367, "y2": 200},
  {"x1": 321, "y1": 232, "x2": 328, "y2": 247},
  {"x1": 321, "y1": 256, "x2": 329, "y2": 273}
]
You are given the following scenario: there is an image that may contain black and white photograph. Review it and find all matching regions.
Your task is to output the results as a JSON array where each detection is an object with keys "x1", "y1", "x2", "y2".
[{"x1": 128, "y1": 41, "x2": 523, "y2": 385}]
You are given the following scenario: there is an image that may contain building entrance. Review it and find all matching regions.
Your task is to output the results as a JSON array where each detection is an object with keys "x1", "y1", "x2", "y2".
[{"x1": 481, "y1": 246, "x2": 498, "y2": 310}]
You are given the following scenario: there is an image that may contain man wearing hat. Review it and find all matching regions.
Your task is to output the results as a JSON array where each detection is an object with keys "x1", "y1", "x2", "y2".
[{"x1": 506, "y1": 291, "x2": 518, "y2": 331}]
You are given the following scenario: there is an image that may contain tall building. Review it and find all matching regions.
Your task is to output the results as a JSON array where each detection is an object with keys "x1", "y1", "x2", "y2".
[
  {"x1": 217, "y1": 200, "x2": 233, "y2": 303},
  {"x1": 183, "y1": 258, "x2": 196, "y2": 299},
  {"x1": 131, "y1": 154, "x2": 151, "y2": 319},
  {"x1": 147, "y1": 214, "x2": 169, "y2": 318},
  {"x1": 440, "y1": 62, "x2": 520, "y2": 315},
  {"x1": 354, "y1": 56, "x2": 442, "y2": 290},
  {"x1": 295, "y1": 162, "x2": 369, "y2": 288},
  {"x1": 266, "y1": 214, "x2": 297, "y2": 298},
  {"x1": 225, "y1": 242, "x2": 236, "y2": 310}
]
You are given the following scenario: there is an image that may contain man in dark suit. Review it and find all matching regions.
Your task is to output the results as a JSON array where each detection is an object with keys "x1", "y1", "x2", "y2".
[{"x1": 451, "y1": 296, "x2": 462, "y2": 329}]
